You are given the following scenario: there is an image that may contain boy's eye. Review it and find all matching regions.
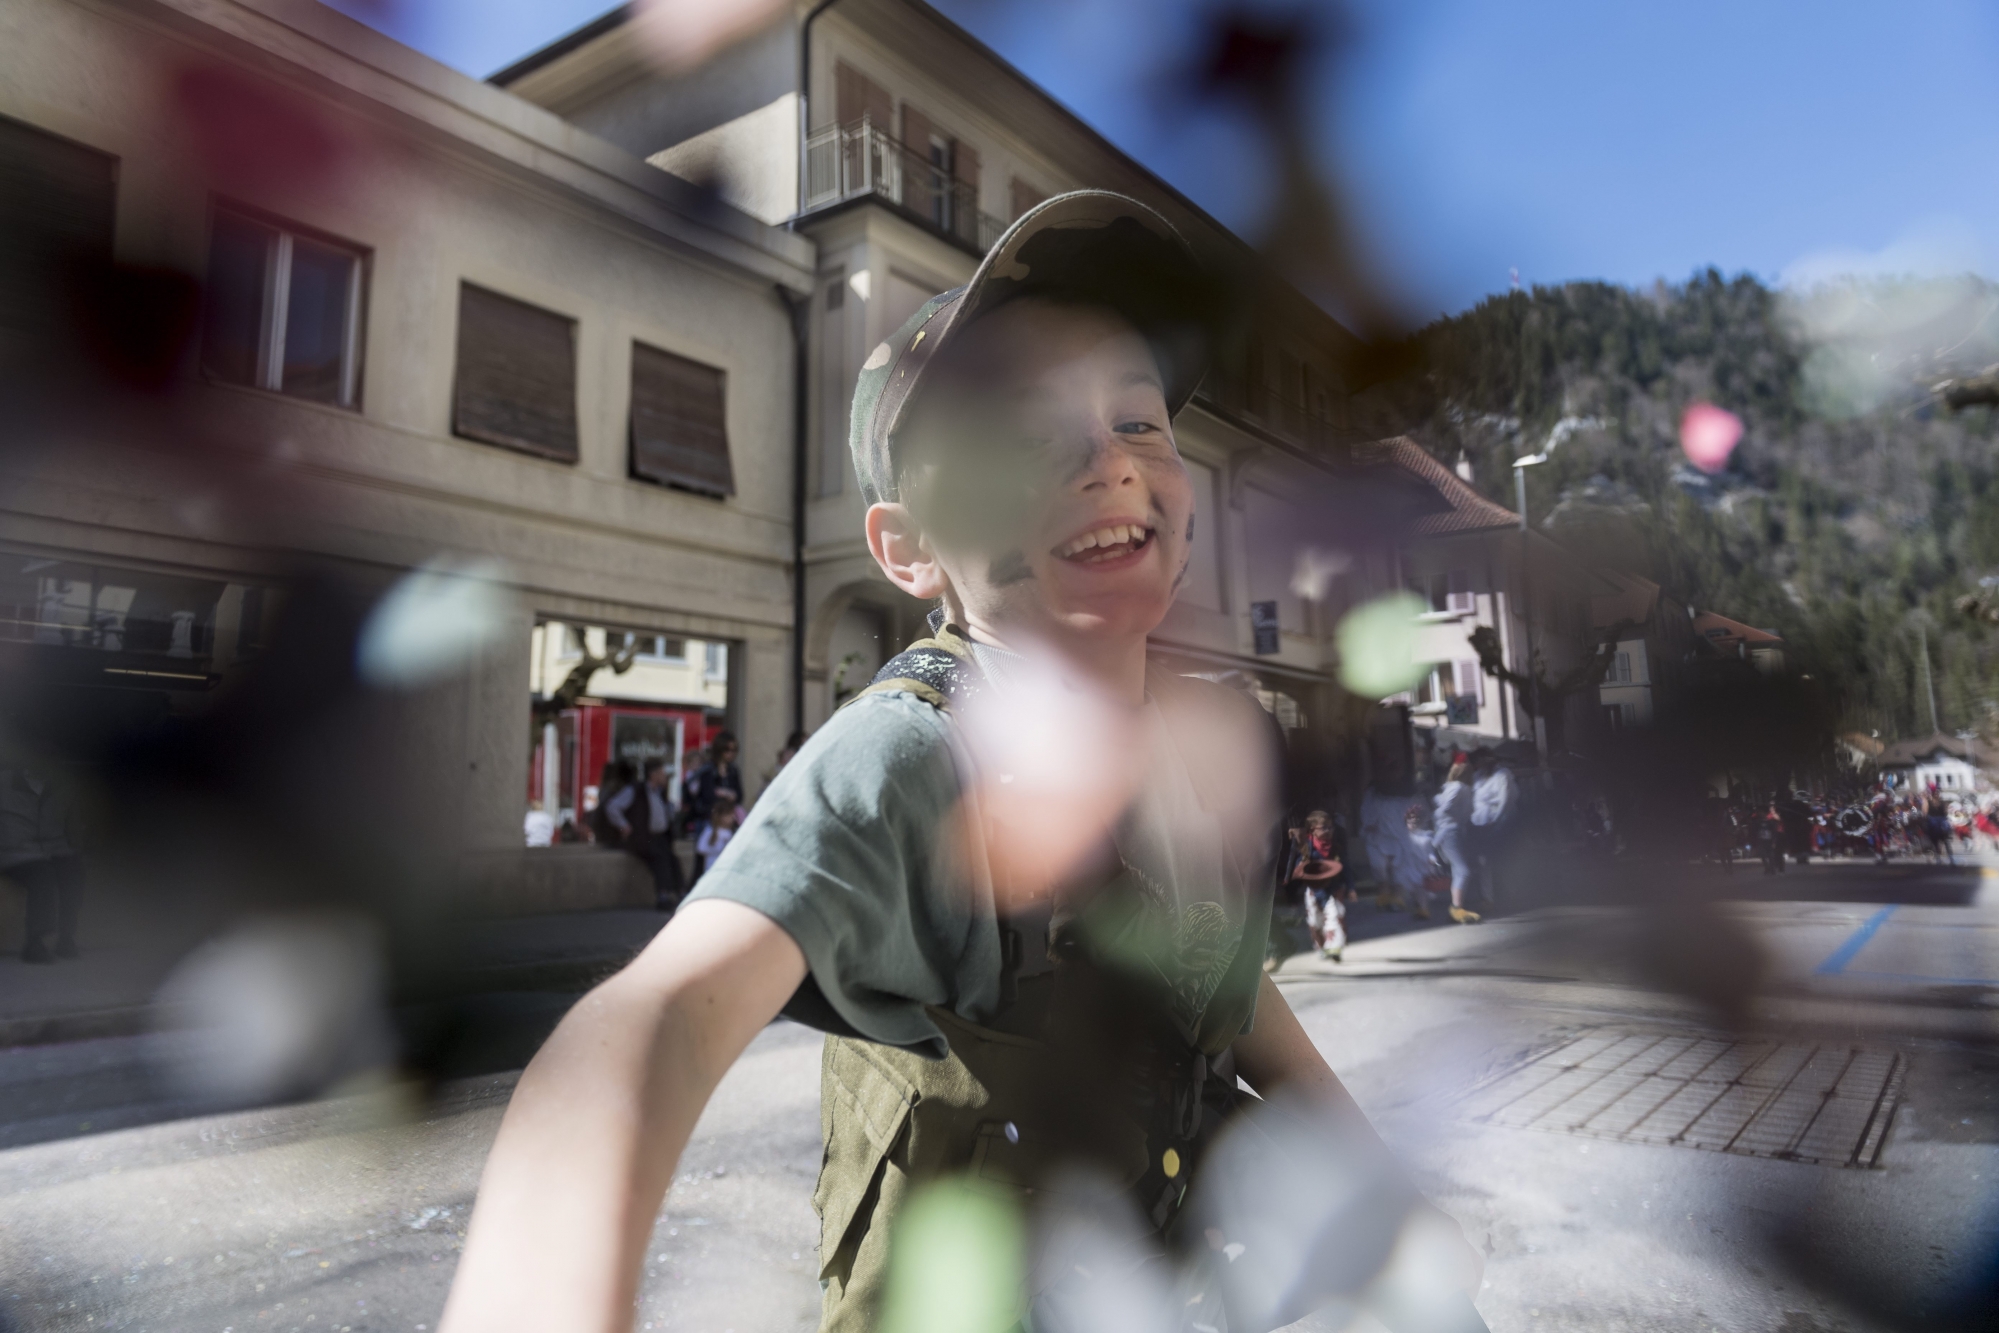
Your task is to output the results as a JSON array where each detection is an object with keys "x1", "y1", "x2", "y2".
[{"x1": 1116, "y1": 420, "x2": 1162, "y2": 436}]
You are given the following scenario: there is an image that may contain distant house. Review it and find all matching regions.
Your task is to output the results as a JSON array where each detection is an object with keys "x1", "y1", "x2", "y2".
[
  {"x1": 1691, "y1": 611, "x2": 1785, "y2": 674},
  {"x1": 1592, "y1": 571, "x2": 1699, "y2": 729},
  {"x1": 1876, "y1": 734, "x2": 1985, "y2": 792},
  {"x1": 1371, "y1": 439, "x2": 1601, "y2": 754},
  {"x1": 1836, "y1": 732, "x2": 1886, "y2": 772}
]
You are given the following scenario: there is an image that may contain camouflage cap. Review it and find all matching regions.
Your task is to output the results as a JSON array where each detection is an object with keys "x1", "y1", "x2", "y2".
[{"x1": 848, "y1": 189, "x2": 1223, "y2": 505}]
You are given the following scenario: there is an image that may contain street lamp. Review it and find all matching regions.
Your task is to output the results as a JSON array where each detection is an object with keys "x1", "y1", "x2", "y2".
[
  {"x1": 1512, "y1": 453, "x2": 1549, "y2": 756},
  {"x1": 1513, "y1": 452, "x2": 1548, "y2": 532}
]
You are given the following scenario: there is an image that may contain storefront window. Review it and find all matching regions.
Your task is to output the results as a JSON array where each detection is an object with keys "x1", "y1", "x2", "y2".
[
  {"x1": 525, "y1": 620, "x2": 734, "y2": 846},
  {"x1": 0, "y1": 552, "x2": 271, "y2": 683}
]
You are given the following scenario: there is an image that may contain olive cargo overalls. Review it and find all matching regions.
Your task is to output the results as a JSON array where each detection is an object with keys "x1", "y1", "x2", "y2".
[{"x1": 805, "y1": 626, "x2": 1279, "y2": 1332}]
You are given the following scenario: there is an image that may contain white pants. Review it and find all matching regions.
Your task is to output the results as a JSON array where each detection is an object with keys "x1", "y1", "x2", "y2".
[
  {"x1": 1433, "y1": 829, "x2": 1471, "y2": 906},
  {"x1": 1305, "y1": 886, "x2": 1346, "y2": 951}
]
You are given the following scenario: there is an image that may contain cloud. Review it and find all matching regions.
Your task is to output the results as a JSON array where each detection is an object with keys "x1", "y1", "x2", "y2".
[{"x1": 1780, "y1": 216, "x2": 1988, "y2": 290}]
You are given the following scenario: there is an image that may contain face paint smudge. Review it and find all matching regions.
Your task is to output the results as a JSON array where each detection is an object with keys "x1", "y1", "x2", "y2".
[
  {"x1": 1185, "y1": 513, "x2": 1196, "y2": 543},
  {"x1": 988, "y1": 549, "x2": 1033, "y2": 586}
]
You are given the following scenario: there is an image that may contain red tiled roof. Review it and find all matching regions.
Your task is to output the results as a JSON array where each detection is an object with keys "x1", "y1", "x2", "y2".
[
  {"x1": 1360, "y1": 437, "x2": 1523, "y2": 536},
  {"x1": 1692, "y1": 611, "x2": 1782, "y2": 646}
]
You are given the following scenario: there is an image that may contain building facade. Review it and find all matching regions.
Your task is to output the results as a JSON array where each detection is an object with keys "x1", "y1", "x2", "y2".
[{"x1": 1, "y1": 0, "x2": 812, "y2": 908}]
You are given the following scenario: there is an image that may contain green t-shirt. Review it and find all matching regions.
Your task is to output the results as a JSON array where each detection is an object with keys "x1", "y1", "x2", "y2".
[
  {"x1": 687, "y1": 690, "x2": 998, "y2": 1059},
  {"x1": 686, "y1": 655, "x2": 1270, "y2": 1060}
]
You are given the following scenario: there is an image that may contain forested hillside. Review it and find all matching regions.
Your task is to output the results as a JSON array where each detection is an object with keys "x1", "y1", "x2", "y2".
[{"x1": 1353, "y1": 271, "x2": 1999, "y2": 742}]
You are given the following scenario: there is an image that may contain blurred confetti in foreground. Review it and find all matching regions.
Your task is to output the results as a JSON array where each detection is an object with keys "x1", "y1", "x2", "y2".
[
  {"x1": 356, "y1": 556, "x2": 514, "y2": 690},
  {"x1": 1335, "y1": 592, "x2": 1427, "y2": 698},
  {"x1": 880, "y1": 1179, "x2": 1025, "y2": 1333},
  {"x1": 152, "y1": 910, "x2": 396, "y2": 1106},
  {"x1": 1678, "y1": 401, "x2": 1742, "y2": 475}
]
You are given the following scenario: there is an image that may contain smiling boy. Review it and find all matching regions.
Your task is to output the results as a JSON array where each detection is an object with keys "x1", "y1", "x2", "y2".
[{"x1": 440, "y1": 192, "x2": 1479, "y2": 1333}]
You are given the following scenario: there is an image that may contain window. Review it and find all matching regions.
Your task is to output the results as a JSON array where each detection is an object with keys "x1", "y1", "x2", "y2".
[
  {"x1": 704, "y1": 642, "x2": 728, "y2": 681},
  {"x1": 453, "y1": 283, "x2": 578, "y2": 461},
  {"x1": 636, "y1": 636, "x2": 687, "y2": 663},
  {"x1": 630, "y1": 342, "x2": 734, "y2": 497},
  {"x1": 1612, "y1": 651, "x2": 1633, "y2": 684},
  {"x1": 0, "y1": 115, "x2": 116, "y2": 349},
  {"x1": 1411, "y1": 571, "x2": 1474, "y2": 615},
  {"x1": 1604, "y1": 703, "x2": 1625, "y2": 731},
  {"x1": 0, "y1": 552, "x2": 271, "y2": 672},
  {"x1": 202, "y1": 206, "x2": 364, "y2": 407},
  {"x1": 1453, "y1": 660, "x2": 1483, "y2": 704},
  {"x1": 834, "y1": 61, "x2": 893, "y2": 130}
]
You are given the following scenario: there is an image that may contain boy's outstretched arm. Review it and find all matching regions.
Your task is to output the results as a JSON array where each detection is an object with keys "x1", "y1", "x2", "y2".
[{"x1": 439, "y1": 900, "x2": 806, "y2": 1333}]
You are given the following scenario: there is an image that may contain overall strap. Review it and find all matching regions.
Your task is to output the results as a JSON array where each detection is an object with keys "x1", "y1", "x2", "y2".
[{"x1": 851, "y1": 617, "x2": 985, "y2": 713}]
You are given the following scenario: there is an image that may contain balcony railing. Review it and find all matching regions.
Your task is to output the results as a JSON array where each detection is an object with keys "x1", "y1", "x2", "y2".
[
  {"x1": 803, "y1": 117, "x2": 1006, "y2": 255},
  {"x1": 1196, "y1": 372, "x2": 1348, "y2": 457}
]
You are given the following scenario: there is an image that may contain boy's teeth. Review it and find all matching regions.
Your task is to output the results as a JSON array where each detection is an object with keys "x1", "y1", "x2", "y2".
[{"x1": 1060, "y1": 524, "x2": 1148, "y2": 558}]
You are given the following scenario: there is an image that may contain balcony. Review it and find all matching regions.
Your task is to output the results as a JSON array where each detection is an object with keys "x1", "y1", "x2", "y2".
[
  {"x1": 802, "y1": 117, "x2": 1006, "y2": 256},
  {"x1": 1194, "y1": 372, "x2": 1349, "y2": 460}
]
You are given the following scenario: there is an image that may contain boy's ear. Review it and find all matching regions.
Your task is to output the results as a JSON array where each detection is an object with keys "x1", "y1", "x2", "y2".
[{"x1": 865, "y1": 502, "x2": 951, "y2": 601}]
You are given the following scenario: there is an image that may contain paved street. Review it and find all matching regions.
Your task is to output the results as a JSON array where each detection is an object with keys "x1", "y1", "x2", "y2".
[{"x1": 4, "y1": 858, "x2": 1997, "y2": 1333}]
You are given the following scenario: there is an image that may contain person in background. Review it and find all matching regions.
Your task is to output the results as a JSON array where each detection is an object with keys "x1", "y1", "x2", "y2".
[
  {"x1": 587, "y1": 760, "x2": 632, "y2": 847},
  {"x1": 1287, "y1": 809, "x2": 1350, "y2": 962},
  {"x1": 1757, "y1": 800, "x2": 1787, "y2": 874},
  {"x1": 608, "y1": 758, "x2": 684, "y2": 911},
  {"x1": 1432, "y1": 756, "x2": 1481, "y2": 924},
  {"x1": 693, "y1": 790, "x2": 741, "y2": 874},
  {"x1": 1, "y1": 765, "x2": 82, "y2": 963},
  {"x1": 1467, "y1": 748, "x2": 1517, "y2": 909},
  {"x1": 682, "y1": 732, "x2": 742, "y2": 876},
  {"x1": 1359, "y1": 780, "x2": 1425, "y2": 913},
  {"x1": 523, "y1": 807, "x2": 556, "y2": 848}
]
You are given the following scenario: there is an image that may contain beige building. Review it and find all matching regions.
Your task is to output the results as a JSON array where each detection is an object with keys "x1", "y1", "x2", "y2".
[{"x1": 1, "y1": 0, "x2": 812, "y2": 906}]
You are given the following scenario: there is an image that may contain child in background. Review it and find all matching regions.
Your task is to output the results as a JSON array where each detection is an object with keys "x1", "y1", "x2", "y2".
[
  {"x1": 694, "y1": 790, "x2": 740, "y2": 869},
  {"x1": 1288, "y1": 809, "x2": 1349, "y2": 962}
]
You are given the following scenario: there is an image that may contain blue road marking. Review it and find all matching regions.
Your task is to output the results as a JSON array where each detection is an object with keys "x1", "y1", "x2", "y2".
[
  {"x1": 1815, "y1": 905, "x2": 1898, "y2": 975},
  {"x1": 1844, "y1": 970, "x2": 1999, "y2": 987}
]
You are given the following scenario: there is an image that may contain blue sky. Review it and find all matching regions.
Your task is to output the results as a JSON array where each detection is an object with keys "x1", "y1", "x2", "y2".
[{"x1": 335, "y1": 0, "x2": 1999, "y2": 317}]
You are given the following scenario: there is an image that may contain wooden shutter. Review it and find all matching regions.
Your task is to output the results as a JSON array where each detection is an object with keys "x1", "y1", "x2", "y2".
[
  {"x1": 630, "y1": 342, "x2": 733, "y2": 498},
  {"x1": 834, "y1": 61, "x2": 892, "y2": 130},
  {"x1": 1009, "y1": 177, "x2": 1046, "y2": 221},
  {"x1": 1455, "y1": 660, "x2": 1483, "y2": 703},
  {"x1": 0, "y1": 114, "x2": 116, "y2": 348},
  {"x1": 452, "y1": 283, "x2": 577, "y2": 462},
  {"x1": 951, "y1": 140, "x2": 981, "y2": 246},
  {"x1": 901, "y1": 104, "x2": 936, "y2": 220}
]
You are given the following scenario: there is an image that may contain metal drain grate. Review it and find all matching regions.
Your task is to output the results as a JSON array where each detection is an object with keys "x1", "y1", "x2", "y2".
[{"x1": 1459, "y1": 1028, "x2": 1904, "y2": 1167}]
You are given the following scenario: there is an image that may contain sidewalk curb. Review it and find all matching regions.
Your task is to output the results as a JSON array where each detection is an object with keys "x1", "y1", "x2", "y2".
[{"x1": 0, "y1": 952, "x2": 641, "y2": 1052}]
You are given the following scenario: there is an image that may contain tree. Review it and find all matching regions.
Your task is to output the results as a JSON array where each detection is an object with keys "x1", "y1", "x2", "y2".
[
  {"x1": 530, "y1": 631, "x2": 640, "y2": 751},
  {"x1": 1467, "y1": 621, "x2": 1637, "y2": 757}
]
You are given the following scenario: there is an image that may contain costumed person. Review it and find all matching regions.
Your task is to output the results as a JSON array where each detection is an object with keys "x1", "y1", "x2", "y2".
[
  {"x1": 1287, "y1": 809, "x2": 1350, "y2": 962},
  {"x1": 1431, "y1": 757, "x2": 1481, "y2": 924},
  {"x1": 1467, "y1": 748, "x2": 1518, "y2": 909},
  {"x1": 439, "y1": 192, "x2": 1483, "y2": 1333},
  {"x1": 1360, "y1": 781, "x2": 1427, "y2": 914}
]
